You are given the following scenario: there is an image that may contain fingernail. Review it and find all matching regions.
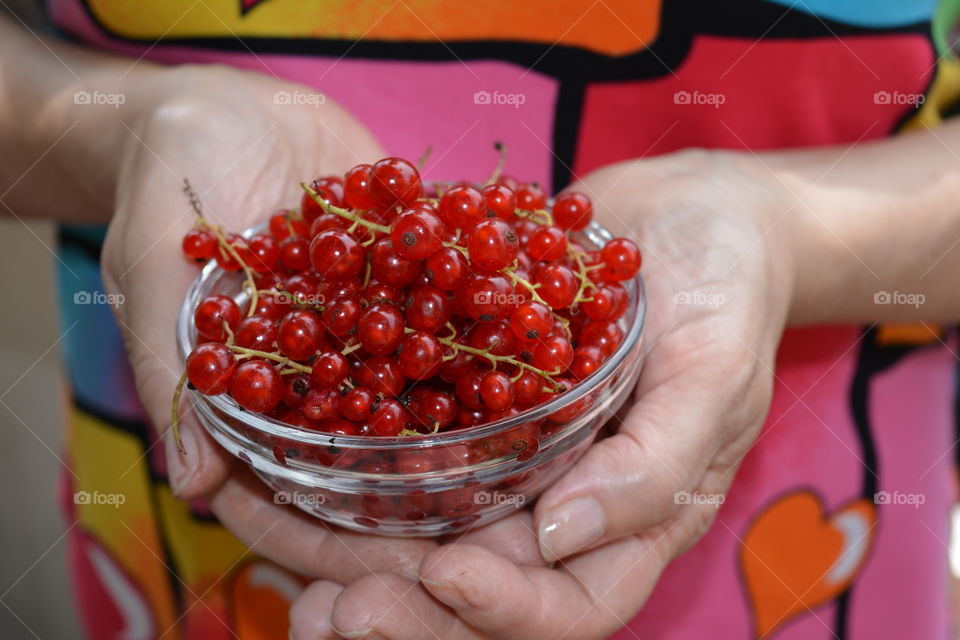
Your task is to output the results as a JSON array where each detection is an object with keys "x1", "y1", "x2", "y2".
[
  {"x1": 167, "y1": 422, "x2": 196, "y2": 496},
  {"x1": 330, "y1": 625, "x2": 371, "y2": 639},
  {"x1": 420, "y1": 578, "x2": 469, "y2": 609},
  {"x1": 538, "y1": 496, "x2": 606, "y2": 562}
]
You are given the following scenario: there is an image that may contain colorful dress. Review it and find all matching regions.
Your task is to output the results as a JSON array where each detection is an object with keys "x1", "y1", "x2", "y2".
[{"x1": 47, "y1": 0, "x2": 960, "y2": 637}]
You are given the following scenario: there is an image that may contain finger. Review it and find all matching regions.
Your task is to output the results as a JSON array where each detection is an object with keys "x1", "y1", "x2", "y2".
[
  {"x1": 208, "y1": 469, "x2": 437, "y2": 583},
  {"x1": 331, "y1": 573, "x2": 482, "y2": 640},
  {"x1": 289, "y1": 580, "x2": 344, "y2": 640},
  {"x1": 534, "y1": 332, "x2": 756, "y2": 562},
  {"x1": 445, "y1": 510, "x2": 546, "y2": 567}
]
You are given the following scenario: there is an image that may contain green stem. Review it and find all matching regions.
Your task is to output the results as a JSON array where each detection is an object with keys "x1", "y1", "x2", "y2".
[{"x1": 300, "y1": 183, "x2": 390, "y2": 234}]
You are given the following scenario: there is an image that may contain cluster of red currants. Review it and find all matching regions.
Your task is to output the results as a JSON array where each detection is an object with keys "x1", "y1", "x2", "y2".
[{"x1": 180, "y1": 155, "x2": 641, "y2": 440}]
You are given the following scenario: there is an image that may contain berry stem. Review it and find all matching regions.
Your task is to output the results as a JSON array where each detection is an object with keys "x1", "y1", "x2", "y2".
[
  {"x1": 170, "y1": 371, "x2": 189, "y2": 454},
  {"x1": 230, "y1": 345, "x2": 313, "y2": 374},
  {"x1": 570, "y1": 247, "x2": 599, "y2": 304},
  {"x1": 512, "y1": 208, "x2": 554, "y2": 226},
  {"x1": 300, "y1": 183, "x2": 390, "y2": 234},
  {"x1": 484, "y1": 141, "x2": 508, "y2": 186},
  {"x1": 502, "y1": 265, "x2": 550, "y2": 307}
]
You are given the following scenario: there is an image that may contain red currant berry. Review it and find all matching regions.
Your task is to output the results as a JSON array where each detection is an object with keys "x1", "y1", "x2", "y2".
[
  {"x1": 249, "y1": 294, "x2": 289, "y2": 321},
  {"x1": 357, "y1": 303, "x2": 405, "y2": 355},
  {"x1": 526, "y1": 226, "x2": 568, "y2": 262},
  {"x1": 341, "y1": 387, "x2": 375, "y2": 421},
  {"x1": 229, "y1": 360, "x2": 283, "y2": 413},
  {"x1": 309, "y1": 229, "x2": 365, "y2": 282},
  {"x1": 194, "y1": 295, "x2": 241, "y2": 342},
  {"x1": 321, "y1": 295, "x2": 362, "y2": 338},
  {"x1": 455, "y1": 370, "x2": 485, "y2": 409},
  {"x1": 600, "y1": 238, "x2": 642, "y2": 281},
  {"x1": 370, "y1": 238, "x2": 420, "y2": 288},
  {"x1": 182, "y1": 228, "x2": 216, "y2": 261},
  {"x1": 534, "y1": 264, "x2": 577, "y2": 309},
  {"x1": 570, "y1": 345, "x2": 605, "y2": 380},
  {"x1": 459, "y1": 273, "x2": 514, "y2": 321},
  {"x1": 404, "y1": 285, "x2": 451, "y2": 333},
  {"x1": 581, "y1": 283, "x2": 626, "y2": 320},
  {"x1": 516, "y1": 183, "x2": 547, "y2": 210},
  {"x1": 311, "y1": 351, "x2": 349, "y2": 388},
  {"x1": 553, "y1": 192, "x2": 593, "y2": 231},
  {"x1": 513, "y1": 370, "x2": 542, "y2": 407},
  {"x1": 467, "y1": 321, "x2": 516, "y2": 357},
  {"x1": 467, "y1": 218, "x2": 519, "y2": 270},
  {"x1": 390, "y1": 209, "x2": 443, "y2": 260},
  {"x1": 344, "y1": 164, "x2": 377, "y2": 210},
  {"x1": 280, "y1": 237, "x2": 310, "y2": 271},
  {"x1": 397, "y1": 331, "x2": 442, "y2": 380},
  {"x1": 357, "y1": 356, "x2": 405, "y2": 397},
  {"x1": 277, "y1": 310, "x2": 327, "y2": 361},
  {"x1": 481, "y1": 184, "x2": 516, "y2": 219},
  {"x1": 417, "y1": 391, "x2": 456, "y2": 430},
  {"x1": 425, "y1": 247, "x2": 469, "y2": 291},
  {"x1": 301, "y1": 387, "x2": 341, "y2": 422},
  {"x1": 368, "y1": 157, "x2": 423, "y2": 211},
  {"x1": 479, "y1": 370, "x2": 515, "y2": 411},
  {"x1": 532, "y1": 334, "x2": 574, "y2": 373},
  {"x1": 282, "y1": 373, "x2": 312, "y2": 409},
  {"x1": 370, "y1": 398, "x2": 409, "y2": 436},
  {"x1": 509, "y1": 302, "x2": 553, "y2": 341},
  {"x1": 269, "y1": 211, "x2": 307, "y2": 240},
  {"x1": 579, "y1": 320, "x2": 624, "y2": 357},
  {"x1": 247, "y1": 234, "x2": 280, "y2": 273},
  {"x1": 301, "y1": 176, "x2": 345, "y2": 223},
  {"x1": 186, "y1": 342, "x2": 236, "y2": 395},
  {"x1": 438, "y1": 185, "x2": 484, "y2": 229},
  {"x1": 235, "y1": 315, "x2": 278, "y2": 351},
  {"x1": 362, "y1": 281, "x2": 404, "y2": 307}
]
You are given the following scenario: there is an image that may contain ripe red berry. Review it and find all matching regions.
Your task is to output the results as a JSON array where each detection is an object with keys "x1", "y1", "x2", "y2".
[
  {"x1": 553, "y1": 192, "x2": 592, "y2": 231},
  {"x1": 282, "y1": 373, "x2": 312, "y2": 409},
  {"x1": 182, "y1": 228, "x2": 217, "y2": 261},
  {"x1": 481, "y1": 184, "x2": 516, "y2": 219},
  {"x1": 341, "y1": 387, "x2": 375, "y2": 421},
  {"x1": 247, "y1": 234, "x2": 280, "y2": 273},
  {"x1": 455, "y1": 370, "x2": 485, "y2": 409},
  {"x1": 581, "y1": 283, "x2": 626, "y2": 320},
  {"x1": 516, "y1": 183, "x2": 547, "y2": 210},
  {"x1": 479, "y1": 370, "x2": 515, "y2": 411},
  {"x1": 235, "y1": 315, "x2": 278, "y2": 351},
  {"x1": 534, "y1": 264, "x2": 577, "y2": 309},
  {"x1": 459, "y1": 273, "x2": 514, "y2": 321},
  {"x1": 404, "y1": 285, "x2": 451, "y2": 333},
  {"x1": 311, "y1": 351, "x2": 349, "y2": 388},
  {"x1": 229, "y1": 360, "x2": 283, "y2": 413},
  {"x1": 357, "y1": 356, "x2": 405, "y2": 397},
  {"x1": 417, "y1": 391, "x2": 456, "y2": 430},
  {"x1": 370, "y1": 398, "x2": 408, "y2": 436},
  {"x1": 390, "y1": 209, "x2": 444, "y2": 260},
  {"x1": 280, "y1": 237, "x2": 310, "y2": 271},
  {"x1": 344, "y1": 164, "x2": 377, "y2": 210},
  {"x1": 309, "y1": 229, "x2": 365, "y2": 281},
  {"x1": 322, "y1": 295, "x2": 362, "y2": 338},
  {"x1": 277, "y1": 310, "x2": 326, "y2": 361},
  {"x1": 526, "y1": 226, "x2": 568, "y2": 262},
  {"x1": 425, "y1": 247, "x2": 469, "y2": 291},
  {"x1": 600, "y1": 238, "x2": 642, "y2": 281},
  {"x1": 370, "y1": 238, "x2": 420, "y2": 288},
  {"x1": 467, "y1": 218, "x2": 519, "y2": 270},
  {"x1": 368, "y1": 157, "x2": 423, "y2": 212},
  {"x1": 579, "y1": 320, "x2": 624, "y2": 357},
  {"x1": 532, "y1": 335, "x2": 574, "y2": 373},
  {"x1": 509, "y1": 302, "x2": 553, "y2": 341},
  {"x1": 301, "y1": 176, "x2": 345, "y2": 223},
  {"x1": 195, "y1": 295, "x2": 241, "y2": 342},
  {"x1": 186, "y1": 342, "x2": 236, "y2": 395},
  {"x1": 438, "y1": 185, "x2": 484, "y2": 229},
  {"x1": 570, "y1": 345, "x2": 605, "y2": 380},
  {"x1": 397, "y1": 331, "x2": 443, "y2": 380},
  {"x1": 301, "y1": 387, "x2": 341, "y2": 422},
  {"x1": 357, "y1": 303, "x2": 405, "y2": 355}
]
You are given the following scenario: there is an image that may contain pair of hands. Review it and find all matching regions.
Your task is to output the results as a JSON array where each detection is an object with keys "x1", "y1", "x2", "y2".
[{"x1": 101, "y1": 66, "x2": 792, "y2": 639}]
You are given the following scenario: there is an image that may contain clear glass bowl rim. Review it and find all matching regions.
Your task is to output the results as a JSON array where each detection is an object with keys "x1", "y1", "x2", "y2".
[{"x1": 176, "y1": 220, "x2": 646, "y2": 451}]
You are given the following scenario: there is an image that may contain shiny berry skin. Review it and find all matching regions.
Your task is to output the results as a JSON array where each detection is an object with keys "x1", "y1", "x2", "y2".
[
  {"x1": 516, "y1": 183, "x2": 547, "y2": 210},
  {"x1": 282, "y1": 373, "x2": 312, "y2": 409},
  {"x1": 311, "y1": 351, "x2": 349, "y2": 388},
  {"x1": 532, "y1": 335, "x2": 574, "y2": 373},
  {"x1": 370, "y1": 238, "x2": 420, "y2": 288},
  {"x1": 534, "y1": 264, "x2": 577, "y2": 309},
  {"x1": 467, "y1": 321, "x2": 516, "y2": 357},
  {"x1": 581, "y1": 283, "x2": 626, "y2": 320},
  {"x1": 309, "y1": 229, "x2": 365, "y2": 281},
  {"x1": 578, "y1": 320, "x2": 624, "y2": 356},
  {"x1": 459, "y1": 273, "x2": 514, "y2": 321},
  {"x1": 215, "y1": 234, "x2": 250, "y2": 271},
  {"x1": 309, "y1": 213, "x2": 348, "y2": 238},
  {"x1": 195, "y1": 295, "x2": 241, "y2": 342},
  {"x1": 249, "y1": 294, "x2": 289, "y2": 321},
  {"x1": 277, "y1": 310, "x2": 326, "y2": 361},
  {"x1": 344, "y1": 164, "x2": 377, "y2": 210},
  {"x1": 513, "y1": 370, "x2": 542, "y2": 407},
  {"x1": 301, "y1": 387, "x2": 341, "y2": 422},
  {"x1": 390, "y1": 209, "x2": 444, "y2": 260},
  {"x1": 301, "y1": 176, "x2": 345, "y2": 223},
  {"x1": 438, "y1": 185, "x2": 484, "y2": 228},
  {"x1": 479, "y1": 371, "x2": 515, "y2": 411},
  {"x1": 341, "y1": 387, "x2": 375, "y2": 421},
  {"x1": 229, "y1": 360, "x2": 283, "y2": 413},
  {"x1": 312, "y1": 418, "x2": 360, "y2": 437},
  {"x1": 425, "y1": 247, "x2": 469, "y2": 291},
  {"x1": 357, "y1": 303, "x2": 405, "y2": 355},
  {"x1": 418, "y1": 391, "x2": 456, "y2": 430},
  {"x1": 186, "y1": 342, "x2": 236, "y2": 395},
  {"x1": 553, "y1": 192, "x2": 593, "y2": 231},
  {"x1": 357, "y1": 356, "x2": 405, "y2": 397},
  {"x1": 322, "y1": 295, "x2": 362, "y2": 338},
  {"x1": 455, "y1": 370, "x2": 485, "y2": 409},
  {"x1": 439, "y1": 349, "x2": 475, "y2": 383},
  {"x1": 570, "y1": 345, "x2": 605, "y2": 380},
  {"x1": 600, "y1": 238, "x2": 642, "y2": 281},
  {"x1": 370, "y1": 399, "x2": 408, "y2": 436},
  {"x1": 481, "y1": 184, "x2": 516, "y2": 219},
  {"x1": 363, "y1": 281, "x2": 404, "y2": 306},
  {"x1": 247, "y1": 234, "x2": 280, "y2": 273},
  {"x1": 397, "y1": 331, "x2": 443, "y2": 380},
  {"x1": 467, "y1": 219, "x2": 519, "y2": 270},
  {"x1": 182, "y1": 229, "x2": 217, "y2": 261},
  {"x1": 404, "y1": 285, "x2": 451, "y2": 333},
  {"x1": 368, "y1": 157, "x2": 423, "y2": 212},
  {"x1": 509, "y1": 302, "x2": 553, "y2": 341},
  {"x1": 235, "y1": 315, "x2": 277, "y2": 351},
  {"x1": 269, "y1": 211, "x2": 307, "y2": 240},
  {"x1": 526, "y1": 226, "x2": 568, "y2": 262},
  {"x1": 280, "y1": 237, "x2": 310, "y2": 271}
]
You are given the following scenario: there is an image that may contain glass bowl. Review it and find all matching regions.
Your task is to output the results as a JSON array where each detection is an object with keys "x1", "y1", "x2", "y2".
[{"x1": 176, "y1": 221, "x2": 646, "y2": 537}]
